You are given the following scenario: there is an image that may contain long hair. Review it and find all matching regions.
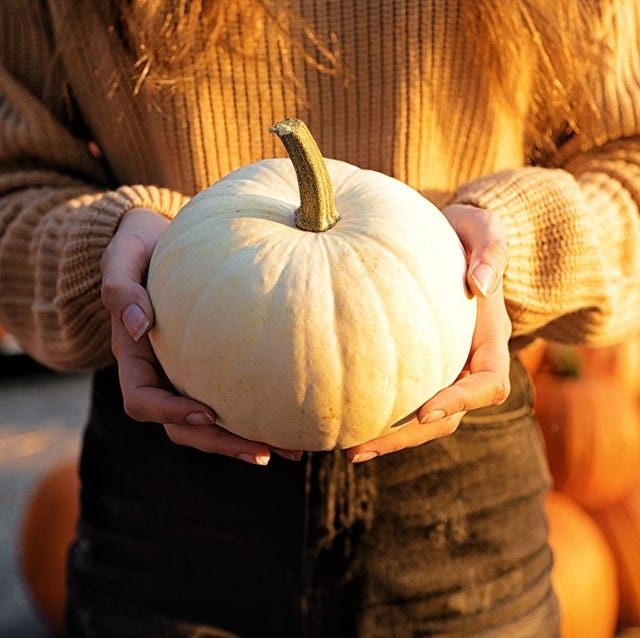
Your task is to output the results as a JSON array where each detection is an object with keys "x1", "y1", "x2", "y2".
[
  {"x1": 463, "y1": 0, "x2": 608, "y2": 159},
  {"x1": 116, "y1": 0, "x2": 342, "y2": 93},
  {"x1": 111, "y1": 0, "x2": 607, "y2": 155}
]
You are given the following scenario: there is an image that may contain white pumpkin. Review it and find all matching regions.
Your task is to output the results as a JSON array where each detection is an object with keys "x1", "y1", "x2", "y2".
[{"x1": 147, "y1": 119, "x2": 476, "y2": 450}]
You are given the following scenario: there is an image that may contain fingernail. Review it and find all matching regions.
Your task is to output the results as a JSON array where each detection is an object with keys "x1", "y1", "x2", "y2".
[
  {"x1": 470, "y1": 263, "x2": 498, "y2": 297},
  {"x1": 419, "y1": 409, "x2": 447, "y2": 424},
  {"x1": 238, "y1": 453, "x2": 270, "y2": 466},
  {"x1": 273, "y1": 450, "x2": 304, "y2": 461},
  {"x1": 122, "y1": 303, "x2": 150, "y2": 341},
  {"x1": 185, "y1": 412, "x2": 216, "y2": 426},
  {"x1": 351, "y1": 451, "x2": 378, "y2": 463}
]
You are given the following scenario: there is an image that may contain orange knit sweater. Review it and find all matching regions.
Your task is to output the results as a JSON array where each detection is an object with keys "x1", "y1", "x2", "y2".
[{"x1": 1, "y1": 0, "x2": 640, "y2": 370}]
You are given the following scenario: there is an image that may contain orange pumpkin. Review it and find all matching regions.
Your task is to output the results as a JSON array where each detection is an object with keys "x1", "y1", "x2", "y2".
[
  {"x1": 546, "y1": 491, "x2": 619, "y2": 638},
  {"x1": 516, "y1": 338, "x2": 547, "y2": 377},
  {"x1": 19, "y1": 459, "x2": 80, "y2": 635},
  {"x1": 592, "y1": 482, "x2": 640, "y2": 628},
  {"x1": 545, "y1": 336, "x2": 640, "y2": 398},
  {"x1": 534, "y1": 372, "x2": 640, "y2": 511}
]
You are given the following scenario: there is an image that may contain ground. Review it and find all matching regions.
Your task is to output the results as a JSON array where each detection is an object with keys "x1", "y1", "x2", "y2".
[{"x1": 0, "y1": 356, "x2": 91, "y2": 638}]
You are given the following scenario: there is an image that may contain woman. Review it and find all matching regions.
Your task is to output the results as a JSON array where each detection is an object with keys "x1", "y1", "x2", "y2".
[{"x1": 1, "y1": 1, "x2": 639, "y2": 636}]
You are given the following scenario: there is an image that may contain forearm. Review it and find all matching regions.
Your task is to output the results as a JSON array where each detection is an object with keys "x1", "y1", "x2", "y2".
[
  {"x1": 0, "y1": 171, "x2": 188, "y2": 371},
  {"x1": 449, "y1": 142, "x2": 640, "y2": 346}
]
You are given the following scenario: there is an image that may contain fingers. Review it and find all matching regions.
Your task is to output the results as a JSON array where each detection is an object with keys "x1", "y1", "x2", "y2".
[
  {"x1": 102, "y1": 243, "x2": 154, "y2": 340},
  {"x1": 164, "y1": 424, "x2": 272, "y2": 465},
  {"x1": 165, "y1": 426, "x2": 304, "y2": 465},
  {"x1": 112, "y1": 320, "x2": 217, "y2": 425},
  {"x1": 112, "y1": 320, "x2": 274, "y2": 465},
  {"x1": 347, "y1": 364, "x2": 509, "y2": 464},
  {"x1": 468, "y1": 262, "x2": 501, "y2": 299},
  {"x1": 348, "y1": 289, "x2": 512, "y2": 463},
  {"x1": 417, "y1": 371, "x2": 510, "y2": 424},
  {"x1": 270, "y1": 447, "x2": 304, "y2": 461},
  {"x1": 102, "y1": 209, "x2": 282, "y2": 465},
  {"x1": 347, "y1": 359, "x2": 510, "y2": 463},
  {"x1": 442, "y1": 204, "x2": 509, "y2": 298},
  {"x1": 468, "y1": 236, "x2": 508, "y2": 298},
  {"x1": 418, "y1": 293, "x2": 511, "y2": 423},
  {"x1": 101, "y1": 208, "x2": 169, "y2": 340},
  {"x1": 121, "y1": 302, "x2": 152, "y2": 342},
  {"x1": 346, "y1": 413, "x2": 464, "y2": 463}
]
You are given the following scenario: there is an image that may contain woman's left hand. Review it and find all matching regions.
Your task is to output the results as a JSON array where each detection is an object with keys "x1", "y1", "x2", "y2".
[{"x1": 346, "y1": 204, "x2": 512, "y2": 463}]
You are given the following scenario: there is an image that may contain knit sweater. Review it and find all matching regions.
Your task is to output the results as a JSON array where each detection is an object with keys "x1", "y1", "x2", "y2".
[{"x1": 1, "y1": 0, "x2": 640, "y2": 371}]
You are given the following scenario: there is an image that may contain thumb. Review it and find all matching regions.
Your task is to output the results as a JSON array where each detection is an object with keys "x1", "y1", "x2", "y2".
[
  {"x1": 100, "y1": 209, "x2": 167, "y2": 340},
  {"x1": 442, "y1": 204, "x2": 509, "y2": 299},
  {"x1": 466, "y1": 225, "x2": 509, "y2": 298}
]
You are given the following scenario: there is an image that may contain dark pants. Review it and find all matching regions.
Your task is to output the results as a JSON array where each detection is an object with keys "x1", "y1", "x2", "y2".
[{"x1": 64, "y1": 357, "x2": 559, "y2": 637}]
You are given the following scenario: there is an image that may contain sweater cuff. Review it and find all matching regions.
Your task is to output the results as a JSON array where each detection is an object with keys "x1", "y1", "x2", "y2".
[
  {"x1": 449, "y1": 167, "x2": 608, "y2": 340},
  {"x1": 53, "y1": 185, "x2": 189, "y2": 370},
  {"x1": 95, "y1": 185, "x2": 190, "y2": 225}
]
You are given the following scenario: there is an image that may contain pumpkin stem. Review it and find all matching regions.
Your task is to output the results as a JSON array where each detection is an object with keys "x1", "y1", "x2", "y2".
[{"x1": 270, "y1": 118, "x2": 340, "y2": 232}]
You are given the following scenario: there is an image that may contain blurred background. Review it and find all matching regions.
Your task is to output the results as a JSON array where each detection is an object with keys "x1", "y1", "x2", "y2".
[{"x1": 0, "y1": 330, "x2": 91, "y2": 638}]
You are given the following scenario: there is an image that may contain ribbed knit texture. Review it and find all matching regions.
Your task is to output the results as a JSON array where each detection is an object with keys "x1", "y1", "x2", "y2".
[{"x1": 1, "y1": 0, "x2": 640, "y2": 370}]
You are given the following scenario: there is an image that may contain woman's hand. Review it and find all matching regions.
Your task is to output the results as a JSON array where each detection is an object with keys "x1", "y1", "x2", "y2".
[
  {"x1": 100, "y1": 207, "x2": 295, "y2": 465},
  {"x1": 346, "y1": 204, "x2": 512, "y2": 463}
]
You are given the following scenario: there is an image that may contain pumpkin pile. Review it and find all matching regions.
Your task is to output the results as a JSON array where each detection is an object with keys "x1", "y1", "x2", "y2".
[{"x1": 519, "y1": 334, "x2": 640, "y2": 637}]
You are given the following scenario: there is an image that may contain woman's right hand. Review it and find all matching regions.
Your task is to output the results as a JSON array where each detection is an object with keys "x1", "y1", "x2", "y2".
[{"x1": 100, "y1": 207, "x2": 291, "y2": 465}]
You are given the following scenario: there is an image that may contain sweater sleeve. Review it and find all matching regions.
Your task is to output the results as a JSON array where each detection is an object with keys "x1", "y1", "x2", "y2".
[
  {"x1": 449, "y1": 3, "x2": 640, "y2": 348},
  {"x1": 0, "y1": 7, "x2": 188, "y2": 371}
]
